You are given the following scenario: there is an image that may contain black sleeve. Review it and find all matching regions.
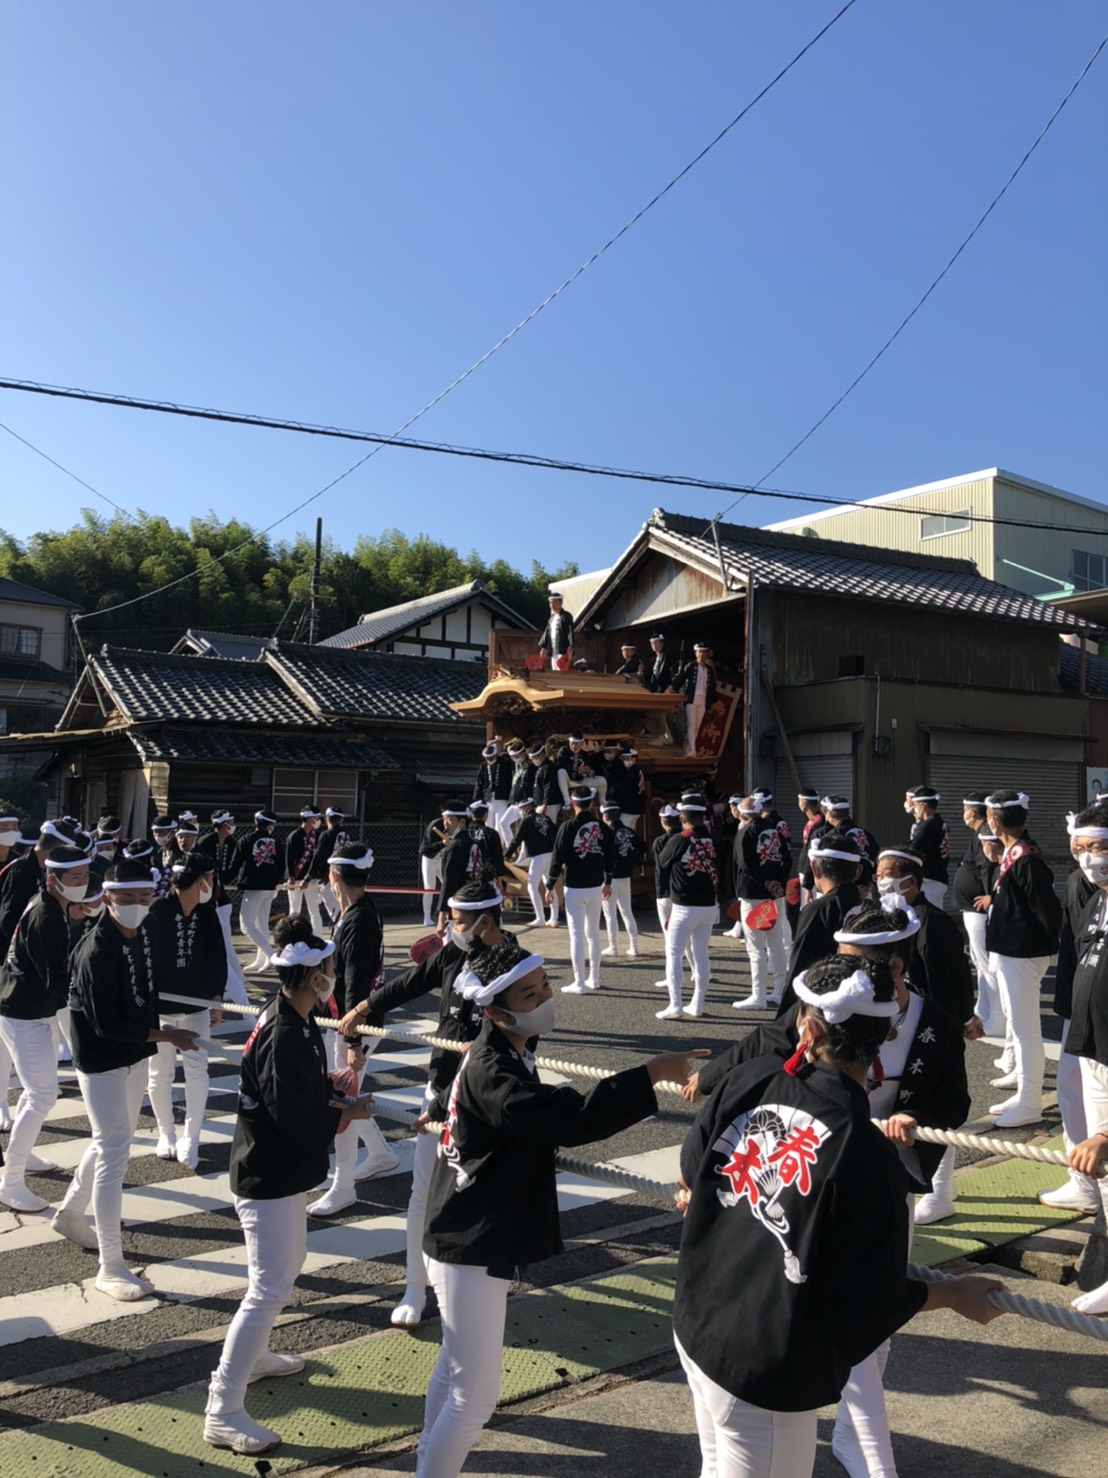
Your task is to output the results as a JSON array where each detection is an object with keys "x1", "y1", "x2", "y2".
[
  {"x1": 487, "y1": 1060, "x2": 657, "y2": 1148},
  {"x1": 437, "y1": 838, "x2": 470, "y2": 915},
  {"x1": 372, "y1": 948, "x2": 449, "y2": 1014},
  {"x1": 484, "y1": 830, "x2": 505, "y2": 876},
  {"x1": 337, "y1": 908, "x2": 383, "y2": 1019},
  {"x1": 203, "y1": 911, "x2": 229, "y2": 1000},
  {"x1": 73, "y1": 938, "x2": 150, "y2": 1045},
  {"x1": 252, "y1": 1019, "x2": 342, "y2": 1155},
  {"x1": 695, "y1": 1010, "x2": 799, "y2": 1098},
  {"x1": 915, "y1": 910, "x2": 975, "y2": 1024},
  {"x1": 546, "y1": 822, "x2": 572, "y2": 885},
  {"x1": 24, "y1": 905, "x2": 72, "y2": 1006},
  {"x1": 1055, "y1": 910, "x2": 1078, "y2": 1017}
]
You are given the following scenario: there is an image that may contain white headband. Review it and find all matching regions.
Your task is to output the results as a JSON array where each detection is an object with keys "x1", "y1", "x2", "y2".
[
  {"x1": 442, "y1": 807, "x2": 469, "y2": 818},
  {"x1": 680, "y1": 803, "x2": 707, "y2": 813},
  {"x1": 809, "y1": 841, "x2": 860, "y2": 863},
  {"x1": 211, "y1": 811, "x2": 233, "y2": 825},
  {"x1": 270, "y1": 939, "x2": 336, "y2": 969},
  {"x1": 987, "y1": 793, "x2": 1030, "y2": 809},
  {"x1": 325, "y1": 808, "x2": 344, "y2": 818},
  {"x1": 659, "y1": 805, "x2": 680, "y2": 818},
  {"x1": 906, "y1": 791, "x2": 939, "y2": 803},
  {"x1": 1069, "y1": 824, "x2": 1108, "y2": 841},
  {"x1": 878, "y1": 849, "x2": 922, "y2": 867},
  {"x1": 44, "y1": 854, "x2": 91, "y2": 871},
  {"x1": 793, "y1": 967, "x2": 901, "y2": 1025},
  {"x1": 835, "y1": 898, "x2": 922, "y2": 945},
  {"x1": 39, "y1": 821, "x2": 78, "y2": 845},
  {"x1": 102, "y1": 871, "x2": 160, "y2": 891},
  {"x1": 171, "y1": 860, "x2": 213, "y2": 876},
  {"x1": 962, "y1": 798, "x2": 987, "y2": 808},
  {"x1": 331, "y1": 848, "x2": 375, "y2": 870},
  {"x1": 751, "y1": 791, "x2": 773, "y2": 805},
  {"x1": 454, "y1": 953, "x2": 544, "y2": 1006},
  {"x1": 447, "y1": 891, "x2": 504, "y2": 911},
  {"x1": 573, "y1": 788, "x2": 597, "y2": 802},
  {"x1": 822, "y1": 798, "x2": 850, "y2": 812},
  {"x1": 254, "y1": 811, "x2": 277, "y2": 823}
]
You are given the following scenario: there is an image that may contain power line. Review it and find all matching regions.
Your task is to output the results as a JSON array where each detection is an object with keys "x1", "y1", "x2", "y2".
[
  {"x1": 0, "y1": 418, "x2": 135, "y2": 521},
  {"x1": 2, "y1": 373, "x2": 1107, "y2": 542},
  {"x1": 712, "y1": 27, "x2": 1108, "y2": 529},
  {"x1": 0, "y1": 2, "x2": 859, "y2": 626}
]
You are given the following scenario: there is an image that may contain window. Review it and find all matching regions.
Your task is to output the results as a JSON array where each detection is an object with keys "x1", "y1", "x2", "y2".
[
  {"x1": 272, "y1": 767, "x2": 360, "y2": 820},
  {"x1": 0, "y1": 624, "x2": 42, "y2": 658},
  {"x1": 920, "y1": 509, "x2": 971, "y2": 539},
  {"x1": 1072, "y1": 550, "x2": 1108, "y2": 592}
]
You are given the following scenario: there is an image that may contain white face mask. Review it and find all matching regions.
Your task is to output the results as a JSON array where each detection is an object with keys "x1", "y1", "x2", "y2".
[
  {"x1": 198, "y1": 882, "x2": 213, "y2": 903},
  {"x1": 57, "y1": 880, "x2": 90, "y2": 904},
  {"x1": 85, "y1": 899, "x2": 106, "y2": 918},
  {"x1": 224, "y1": 824, "x2": 237, "y2": 836},
  {"x1": 1077, "y1": 852, "x2": 1108, "y2": 886},
  {"x1": 450, "y1": 920, "x2": 479, "y2": 953},
  {"x1": 0, "y1": 829, "x2": 21, "y2": 847},
  {"x1": 312, "y1": 971, "x2": 335, "y2": 1002},
  {"x1": 876, "y1": 875, "x2": 914, "y2": 898},
  {"x1": 112, "y1": 902, "x2": 150, "y2": 929},
  {"x1": 98, "y1": 844, "x2": 118, "y2": 859},
  {"x1": 497, "y1": 996, "x2": 556, "y2": 1039}
]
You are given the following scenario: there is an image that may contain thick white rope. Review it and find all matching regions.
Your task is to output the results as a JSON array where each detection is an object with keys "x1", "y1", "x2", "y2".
[
  {"x1": 909, "y1": 1262, "x2": 1108, "y2": 1344},
  {"x1": 364, "y1": 1096, "x2": 1108, "y2": 1346},
  {"x1": 162, "y1": 990, "x2": 1106, "y2": 1172}
]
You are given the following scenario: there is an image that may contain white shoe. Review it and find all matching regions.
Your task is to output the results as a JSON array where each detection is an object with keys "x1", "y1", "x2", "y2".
[
  {"x1": 421, "y1": 919, "x2": 436, "y2": 929},
  {"x1": 243, "y1": 959, "x2": 269, "y2": 975},
  {"x1": 1039, "y1": 1181, "x2": 1100, "y2": 1214},
  {"x1": 626, "y1": 947, "x2": 639, "y2": 958},
  {"x1": 391, "y1": 1293, "x2": 425, "y2": 1328},
  {"x1": 0, "y1": 1115, "x2": 11, "y2": 1134},
  {"x1": 656, "y1": 1006, "x2": 685, "y2": 1020},
  {"x1": 684, "y1": 1007, "x2": 704, "y2": 1019},
  {"x1": 52, "y1": 1208, "x2": 99, "y2": 1249},
  {"x1": 94, "y1": 1267, "x2": 150, "y2": 1301},
  {"x1": 993, "y1": 1052, "x2": 1015, "y2": 1072},
  {"x1": 353, "y1": 1147, "x2": 401, "y2": 1181},
  {"x1": 307, "y1": 1184, "x2": 358, "y2": 1217},
  {"x1": 601, "y1": 946, "x2": 617, "y2": 957},
  {"x1": 25, "y1": 1152, "x2": 59, "y2": 1174},
  {"x1": 203, "y1": 1410, "x2": 282, "y2": 1455},
  {"x1": 0, "y1": 1181, "x2": 50, "y2": 1213},
  {"x1": 248, "y1": 1351, "x2": 305, "y2": 1382},
  {"x1": 176, "y1": 1137, "x2": 200, "y2": 1171},
  {"x1": 830, "y1": 1423, "x2": 868, "y2": 1478},
  {"x1": 991, "y1": 1100, "x2": 1043, "y2": 1128},
  {"x1": 989, "y1": 1071, "x2": 1018, "y2": 1090},
  {"x1": 731, "y1": 997, "x2": 767, "y2": 1011},
  {"x1": 914, "y1": 1193, "x2": 956, "y2": 1225},
  {"x1": 561, "y1": 983, "x2": 588, "y2": 994},
  {"x1": 1071, "y1": 1284, "x2": 1108, "y2": 1316},
  {"x1": 155, "y1": 1135, "x2": 177, "y2": 1161},
  {"x1": 585, "y1": 980, "x2": 601, "y2": 991},
  {"x1": 723, "y1": 923, "x2": 743, "y2": 938},
  {"x1": 653, "y1": 979, "x2": 670, "y2": 989}
]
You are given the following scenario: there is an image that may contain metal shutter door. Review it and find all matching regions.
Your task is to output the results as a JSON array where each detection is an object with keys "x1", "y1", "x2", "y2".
[
  {"x1": 927, "y1": 755, "x2": 1081, "y2": 882},
  {"x1": 774, "y1": 743, "x2": 854, "y2": 844}
]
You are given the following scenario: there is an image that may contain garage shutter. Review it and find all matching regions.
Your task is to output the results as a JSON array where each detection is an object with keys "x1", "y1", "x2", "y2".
[
  {"x1": 774, "y1": 734, "x2": 855, "y2": 845},
  {"x1": 927, "y1": 754, "x2": 1081, "y2": 884}
]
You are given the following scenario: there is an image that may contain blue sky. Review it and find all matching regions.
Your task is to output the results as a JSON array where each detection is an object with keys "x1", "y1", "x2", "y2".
[{"x1": 2, "y1": 2, "x2": 1105, "y2": 579}]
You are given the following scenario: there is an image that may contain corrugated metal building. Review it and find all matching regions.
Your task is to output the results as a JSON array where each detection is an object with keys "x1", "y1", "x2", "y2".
[{"x1": 764, "y1": 468, "x2": 1108, "y2": 601}]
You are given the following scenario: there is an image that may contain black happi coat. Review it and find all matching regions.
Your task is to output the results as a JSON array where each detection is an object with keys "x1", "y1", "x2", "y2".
[
  {"x1": 675, "y1": 1056, "x2": 927, "y2": 1412},
  {"x1": 68, "y1": 914, "x2": 160, "y2": 1074},
  {"x1": 425, "y1": 1016, "x2": 656, "y2": 1277},
  {"x1": 803, "y1": 819, "x2": 879, "y2": 889},
  {"x1": 233, "y1": 827, "x2": 284, "y2": 891},
  {"x1": 538, "y1": 608, "x2": 575, "y2": 658},
  {"x1": 504, "y1": 813, "x2": 557, "y2": 863},
  {"x1": 909, "y1": 813, "x2": 950, "y2": 885},
  {"x1": 776, "y1": 883, "x2": 862, "y2": 1014},
  {"x1": 332, "y1": 894, "x2": 384, "y2": 1032},
  {"x1": 546, "y1": 811, "x2": 614, "y2": 890},
  {"x1": 437, "y1": 827, "x2": 489, "y2": 914},
  {"x1": 607, "y1": 822, "x2": 646, "y2": 880},
  {"x1": 735, "y1": 814, "x2": 792, "y2": 901},
  {"x1": 612, "y1": 761, "x2": 645, "y2": 816},
  {"x1": 507, "y1": 760, "x2": 534, "y2": 806},
  {"x1": 229, "y1": 995, "x2": 342, "y2": 1199},
  {"x1": 419, "y1": 820, "x2": 447, "y2": 861},
  {"x1": 985, "y1": 839, "x2": 1061, "y2": 958},
  {"x1": 697, "y1": 997, "x2": 969, "y2": 1192},
  {"x1": 467, "y1": 822, "x2": 505, "y2": 879},
  {"x1": 646, "y1": 650, "x2": 676, "y2": 693},
  {"x1": 0, "y1": 891, "x2": 73, "y2": 1019},
  {"x1": 148, "y1": 894, "x2": 227, "y2": 1016},
  {"x1": 372, "y1": 934, "x2": 516, "y2": 1097},
  {"x1": 1053, "y1": 867, "x2": 1097, "y2": 1019},
  {"x1": 1063, "y1": 888, "x2": 1108, "y2": 1067},
  {"x1": 0, "y1": 853, "x2": 46, "y2": 957},
  {"x1": 659, "y1": 824, "x2": 719, "y2": 907},
  {"x1": 909, "y1": 894, "x2": 975, "y2": 1025},
  {"x1": 285, "y1": 826, "x2": 320, "y2": 885},
  {"x1": 313, "y1": 822, "x2": 352, "y2": 882},
  {"x1": 653, "y1": 831, "x2": 679, "y2": 898},
  {"x1": 473, "y1": 755, "x2": 514, "y2": 804},
  {"x1": 531, "y1": 759, "x2": 562, "y2": 808},
  {"x1": 952, "y1": 828, "x2": 994, "y2": 913},
  {"x1": 672, "y1": 660, "x2": 717, "y2": 708}
]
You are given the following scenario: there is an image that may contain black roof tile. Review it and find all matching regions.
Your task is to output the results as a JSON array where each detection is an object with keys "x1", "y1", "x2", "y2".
[
  {"x1": 127, "y1": 727, "x2": 397, "y2": 769},
  {"x1": 93, "y1": 647, "x2": 318, "y2": 727},
  {"x1": 264, "y1": 643, "x2": 486, "y2": 723}
]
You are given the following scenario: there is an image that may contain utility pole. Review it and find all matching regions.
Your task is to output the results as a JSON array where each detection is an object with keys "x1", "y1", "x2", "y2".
[{"x1": 308, "y1": 517, "x2": 322, "y2": 644}]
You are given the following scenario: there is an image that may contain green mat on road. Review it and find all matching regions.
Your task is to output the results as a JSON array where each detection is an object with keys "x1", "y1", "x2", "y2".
[{"x1": 0, "y1": 1261, "x2": 680, "y2": 1478}]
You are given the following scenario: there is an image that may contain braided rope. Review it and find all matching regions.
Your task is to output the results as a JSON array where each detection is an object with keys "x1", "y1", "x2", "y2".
[
  {"x1": 909, "y1": 1263, "x2": 1108, "y2": 1344},
  {"x1": 159, "y1": 992, "x2": 1104, "y2": 1172},
  {"x1": 366, "y1": 1096, "x2": 1108, "y2": 1346}
]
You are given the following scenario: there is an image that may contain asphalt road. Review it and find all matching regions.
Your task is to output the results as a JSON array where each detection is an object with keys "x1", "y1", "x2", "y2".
[{"x1": 0, "y1": 905, "x2": 1071, "y2": 1436}]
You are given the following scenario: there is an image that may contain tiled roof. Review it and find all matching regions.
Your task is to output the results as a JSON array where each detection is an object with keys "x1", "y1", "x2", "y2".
[
  {"x1": 1058, "y1": 641, "x2": 1108, "y2": 697},
  {"x1": 264, "y1": 643, "x2": 487, "y2": 724},
  {"x1": 93, "y1": 647, "x2": 318, "y2": 727},
  {"x1": 319, "y1": 580, "x2": 530, "y2": 649},
  {"x1": 127, "y1": 727, "x2": 397, "y2": 769},
  {"x1": 0, "y1": 656, "x2": 69, "y2": 685},
  {"x1": 0, "y1": 576, "x2": 79, "y2": 610},
  {"x1": 635, "y1": 510, "x2": 1085, "y2": 631},
  {"x1": 172, "y1": 628, "x2": 272, "y2": 661}
]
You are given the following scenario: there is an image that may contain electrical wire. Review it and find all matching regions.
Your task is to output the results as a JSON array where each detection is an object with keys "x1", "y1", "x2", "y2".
[
  {"x1": 0, "y1": 1, "x2": 860, "y2": 625},
  {"x1": 711, "y1": 28, "x2": 1108, "y2": 529},
  {"x1": 2, "y1": 373, "x2": 1107, "y2": 541},
  {"x1": 0, "y1": 418, "x2": 134, "y2": 521}
]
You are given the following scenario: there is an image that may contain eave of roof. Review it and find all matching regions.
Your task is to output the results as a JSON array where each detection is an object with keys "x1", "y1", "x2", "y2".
[{"x1": 318, "y1": 579, "x2": 531, "y2": 649}]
